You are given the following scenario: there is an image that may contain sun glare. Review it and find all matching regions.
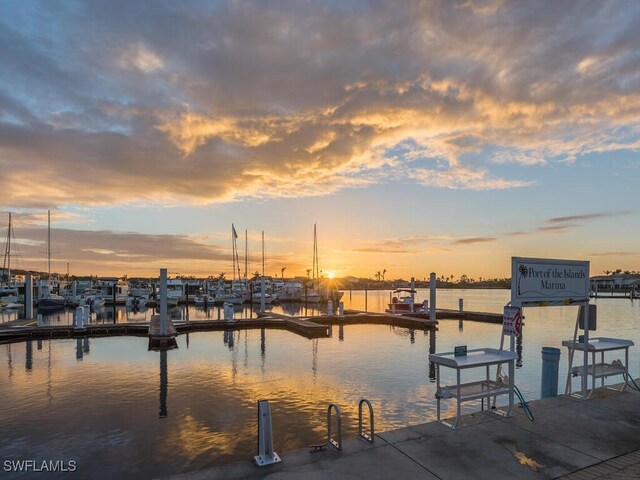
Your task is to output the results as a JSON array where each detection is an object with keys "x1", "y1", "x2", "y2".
[{"x1": 326, "y1": 271, "x2": 335, "y2": 279}]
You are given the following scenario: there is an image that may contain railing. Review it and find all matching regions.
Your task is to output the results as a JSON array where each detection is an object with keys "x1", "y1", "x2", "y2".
[
  {"x1": 327, "y1": 403, "x2": 342, "y2": 450},
  {"x1": 358, "y1": 399, "x2": 375, "y2": 443}
]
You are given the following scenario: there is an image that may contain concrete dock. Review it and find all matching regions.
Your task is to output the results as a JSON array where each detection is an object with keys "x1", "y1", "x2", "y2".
[{"x1": 166, "y1": 386, "x2": 640, "y2": 480}]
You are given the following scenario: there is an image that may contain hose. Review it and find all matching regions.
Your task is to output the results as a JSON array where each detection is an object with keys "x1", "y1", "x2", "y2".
[
  {"x1": 624, "y1": 372, "x2": 640, "y2": 392},
  {"x1": 514, "y1": 385, "x2": 534, "y2": 422}
]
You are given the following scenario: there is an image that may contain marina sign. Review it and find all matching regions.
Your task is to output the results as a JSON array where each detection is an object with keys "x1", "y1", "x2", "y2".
[{"x1": 511, "y1": 257, "x2": 590, "y2": 306}]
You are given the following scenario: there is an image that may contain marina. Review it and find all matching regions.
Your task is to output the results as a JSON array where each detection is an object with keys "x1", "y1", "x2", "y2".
[{"x1": 1, "y1": 288, "x2": 640, "y2": 479}]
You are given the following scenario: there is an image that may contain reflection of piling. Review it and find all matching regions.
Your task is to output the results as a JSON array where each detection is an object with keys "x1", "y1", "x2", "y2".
[
  {"x1": 428, "y1": 329, "x2": 436, "y2": 382},
  {"x1": 26, "y1": 339, "x2": 33, "y2": 370},
  {"x1": 76, "y1": 338, "x2": 83, "y2": 360},
  {"x1": 338, "y1": 324, "x2": 344, "y2": 341},
  {"x1": 37, "y1": 339, "x2": 43, "y2": 350},
  {"x1": 260, "y1": 328, "x2": 266, "y2": 358},
  {"x1": 25, "y1": 274, "x2": 33, "y2": 320},
  {"x1": 83, "y1": 337, "x2": 90, "y2": 354},
  {"x1": 159, "y1": 349, "x2": 168, "y2": 418}
]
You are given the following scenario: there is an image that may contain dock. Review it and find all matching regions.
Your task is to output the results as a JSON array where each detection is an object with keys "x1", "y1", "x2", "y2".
[
  {"x1": 0, "y1": 306, "x2": 503, "y2": 346},
  {"x1": 166, "y1": 386, "x2": 640, "y2": 480}
]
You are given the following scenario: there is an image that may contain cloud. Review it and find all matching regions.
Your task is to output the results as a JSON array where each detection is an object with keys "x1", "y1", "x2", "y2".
[
  {"x1": 452, "y1": 237, "x2": 496, "y2": 245},
  {"x1": 587, "y1": 251, "x2": 640, "y2": 257},
  {"x1": 537, "y1": 224, "x2": 579, "y2": 233},
  {"x1": 1, "y1": 1, "x2": 640, "y2": 208},
  {"x1": 351, "y1": 247, "x2": 414, "y2": 254},
  {"x1": 546, "y1": 212, "x2": 633, "y2": 224}
]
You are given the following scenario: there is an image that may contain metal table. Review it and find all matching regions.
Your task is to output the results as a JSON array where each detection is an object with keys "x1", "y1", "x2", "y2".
[
  {"x1": 562, "y1": 337, "x2": 634, "y2": 396},
  {"x1": 429, "y1": 348, "x2": 518, "y2": 428}
]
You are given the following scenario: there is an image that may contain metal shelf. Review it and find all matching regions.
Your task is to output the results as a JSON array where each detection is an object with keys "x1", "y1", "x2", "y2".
[
  {"x1": 571, "y1": 363, "x2": 627, "y2": 379},
  {"x1": 443, "y1": 380, "x2": 510, "y2": 401}
]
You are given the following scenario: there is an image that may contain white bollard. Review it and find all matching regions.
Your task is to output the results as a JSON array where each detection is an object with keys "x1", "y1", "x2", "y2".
[
  {"x1": 74, "y1": 307, "x2": 84, "y2": 329},
  {"x1": 339, "y1": 302, "x2": 344, "y2": 317},
  {"x1": 327, "y1": 300, "x2": 333, "y2": 315}
]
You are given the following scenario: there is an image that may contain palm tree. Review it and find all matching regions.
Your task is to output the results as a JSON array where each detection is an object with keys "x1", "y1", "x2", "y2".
[
  {"x1": 306, "y1": 268, "x2": 311, "y2": 279},
  {"x1": 382, "y1": 269, "x2": 387, "y2": 281},
  {"x1": 375, "y1": 271, "x2": 381, "y2": 282},
  {"x1": 281, "y1": 267, "x2": 286, "y2": 278},
  {"x1": 217, "y1": 272, "x2": 226, "y2": 281}
]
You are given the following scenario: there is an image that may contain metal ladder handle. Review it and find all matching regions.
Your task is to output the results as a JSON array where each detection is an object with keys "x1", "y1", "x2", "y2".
[
  {"x1": 327, "y1": 403, "x2": 342, "y2": 450},
  {"x1": 358, "y1": 399, "x2": 375, "y2": 443}
]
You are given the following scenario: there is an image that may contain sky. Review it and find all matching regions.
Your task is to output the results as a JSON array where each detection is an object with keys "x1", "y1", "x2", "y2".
[{"x1": 1, "y1": 0, "x2": 639, "y2": 280}]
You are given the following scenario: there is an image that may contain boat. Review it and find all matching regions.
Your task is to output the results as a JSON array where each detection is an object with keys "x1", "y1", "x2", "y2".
[
  {"x1": 386, "y1": 289, "x2": 423, "y2": 313},
  {"x1": 81, "y1": 289, "x2": 106, "y2": 309},
  {"x1": 194, "y1": 294, "x2": 215, "y2": 307},
  {"x1": 37, "y1": 293, "x2": 66, "y2": 311},
  {"x1": 96, "y1": 278, "x2": 130, "y2": 305},
  {"x1": 276, "y1": 281, "x2": 303, "y2": 302},
  {"x1": 0, "y1": 300, "x2": 21, "y2": 310}
]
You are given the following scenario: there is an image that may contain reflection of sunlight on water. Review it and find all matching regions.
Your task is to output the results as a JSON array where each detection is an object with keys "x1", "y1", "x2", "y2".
[{"x1": 1, "y1": 291, "x2": 639, "y2": 478}]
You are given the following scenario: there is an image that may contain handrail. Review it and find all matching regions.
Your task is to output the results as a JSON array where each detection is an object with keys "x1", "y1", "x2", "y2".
[
  {"x1": 358, "y1": 399, "x2": 374, "y2": 443},
  {"x1": 327, "y1": 403, "x2": 342, "y2": 450}
]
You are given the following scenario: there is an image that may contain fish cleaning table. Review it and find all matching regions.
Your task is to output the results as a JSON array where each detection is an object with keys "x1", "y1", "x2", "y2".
[
  {"x1": 562, "y1": 337, "x2": 634, "y2": 396},
  {"x1": 429, "y1": 348, "x2": 518, "y2": 428}
]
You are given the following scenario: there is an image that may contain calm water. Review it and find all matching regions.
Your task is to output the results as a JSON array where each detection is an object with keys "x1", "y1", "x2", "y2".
[{"x1": 1, "y1": 289, "x2": 639, "y2": 479}]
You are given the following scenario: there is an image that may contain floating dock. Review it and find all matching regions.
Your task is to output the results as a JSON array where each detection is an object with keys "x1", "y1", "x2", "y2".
[
  {"x1": 0, "y1": 307, "x2": 508, "y2": 345},
  {"x1": 166, "y1": 385, "x2": 640, "y2": 480}
]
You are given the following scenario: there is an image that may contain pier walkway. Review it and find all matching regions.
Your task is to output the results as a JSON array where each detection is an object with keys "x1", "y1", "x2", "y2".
[{"x1": 167, "y1": 386, "x2": 640, "y2": 480}]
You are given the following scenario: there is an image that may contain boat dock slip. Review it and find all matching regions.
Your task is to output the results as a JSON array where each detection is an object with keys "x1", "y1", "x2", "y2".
[{"x1": 167, "y1": 386, "x2": 640, "y2": 480}]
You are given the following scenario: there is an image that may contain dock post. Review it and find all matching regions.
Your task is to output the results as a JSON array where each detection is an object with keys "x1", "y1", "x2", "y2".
[
  {"x1": 327, "y1": 300, "x2": 333, "y2": 315},
  {"x1": 541, "y1": 347, "x2": 561, "y2": 398},
  {"x1": 423, "y1": 300, "x2": 428, "y2": 312},
  {"x1": 458, "y1": 298, "x2": 464, "y2": 329},
  {"x1": 429, "y1": 272, "x2": 436, "y2": 323},
  {"x1": 224, "y1": 302, "x2": 234, "y2": 323},
  {"x1": 25, "y1": 274, "x2": 33, "y2": 320},
  {"x1": 160, "y1": 268, "x2": 168, "y2": 336},
  {"x1": 74, "y1": 307, "x2": 84, "y2": 330},
  {"x1": 458, "y1": 298, "x2": 463, "y2": 312},
  {"x1": 254, "y1": 399, "x2": 281, "y2": 466},
  {"x1": 83, "y1": 305, "x2": 90, "y2": 326},
  {"x1": 339, "y1": 301, "x2": 344, "y2": 317},
  {"x1": 365, "y1": 284, "x2": 368, "y2": 312},
  {"x1": 410, "y1": 277, "x2": 415, "y2": 312}
]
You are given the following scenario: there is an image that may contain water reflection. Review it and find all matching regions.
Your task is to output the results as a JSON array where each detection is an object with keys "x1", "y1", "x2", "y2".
[
  {"x1": 159, "y1": 349, "x2": 168, "y2": 419},
  {"x1": 25, "y1": 339, "x2": 32, "y2": 371}
]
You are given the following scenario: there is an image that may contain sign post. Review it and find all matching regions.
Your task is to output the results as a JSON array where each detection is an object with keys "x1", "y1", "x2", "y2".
[{"x1": 510, "y1": 257, "x2": 591, "y2": 398}]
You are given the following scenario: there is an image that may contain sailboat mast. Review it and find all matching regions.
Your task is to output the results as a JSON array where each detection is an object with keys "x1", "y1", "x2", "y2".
[
  {"x1": 2, "y1": 212, "x2": 11, "y2": 281},
  {"x1": 244, "y1": 229, "x2": 248, "y2": 280},
  {"x1": 232, "y1": 224, "x2": 236, "y2": 281},
  {"x1": 261, "y1": 230, "x2": 265, "y2": 276},
  {"x1": 47, "y1": 210, "x2": 51, "y2": 280}
]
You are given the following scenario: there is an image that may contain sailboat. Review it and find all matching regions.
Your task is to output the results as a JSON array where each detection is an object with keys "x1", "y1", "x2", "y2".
[
  {"x1": 37, "y1": 210, "x2": 66, "y2": 312},
  {"x1": 215, "y1": 225, "x2": 243, "y2": 305},
  {"x1": 1, "y1": 212, "x2": 20, "y2": 305}
]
